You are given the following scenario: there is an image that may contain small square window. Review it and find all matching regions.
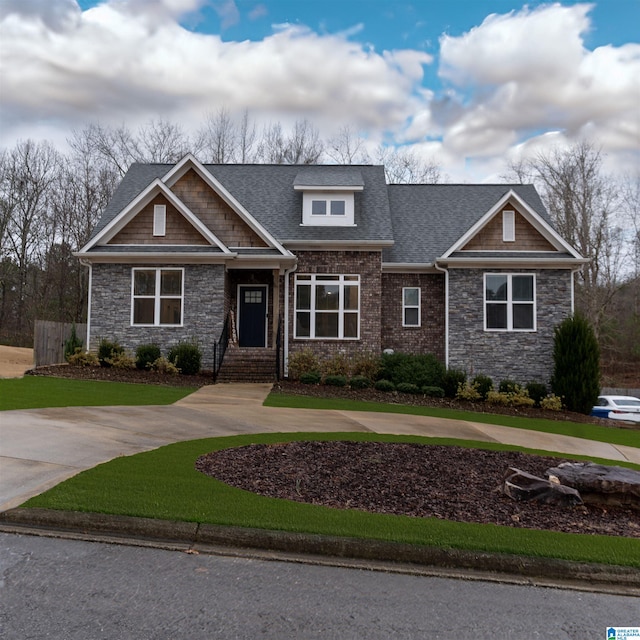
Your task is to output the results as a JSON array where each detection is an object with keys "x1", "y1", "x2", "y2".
[
  {"x1": 311, "y1": 200, "x2": 326, "y2": 215},
  {"x1": 330, "y1": 200, "x2": 346, "y2": 215}
]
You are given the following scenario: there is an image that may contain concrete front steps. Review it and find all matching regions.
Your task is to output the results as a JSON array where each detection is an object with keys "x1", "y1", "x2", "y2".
[{"x1": 216, "y1": 346, "x2": 278, "y2": 383}]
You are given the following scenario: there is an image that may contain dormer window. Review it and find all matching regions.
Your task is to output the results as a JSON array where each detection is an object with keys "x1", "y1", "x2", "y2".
[
  {"x1": 312, "y1": 198, "x2": 346, "y2": 217},
  {"x1": 294, "y1": 168, "x2": 363, "y2": 227}
]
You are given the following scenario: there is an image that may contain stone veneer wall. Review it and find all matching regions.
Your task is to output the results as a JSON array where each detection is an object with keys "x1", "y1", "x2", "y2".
[
  {"x1": 89, "y1": 263, "x2": 225, "y2": 369},
  {"x1": 447, "y1": 268, "x2": 573, "y2": 384},
  {"x1": 380, "y1": 272, "x2": 446, "y2": 361},
  {"x1": 287, "y1": 251, "x2": 382, "y2": 363}
]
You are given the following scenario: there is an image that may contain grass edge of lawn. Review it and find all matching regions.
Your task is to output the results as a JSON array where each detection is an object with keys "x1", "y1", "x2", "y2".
[
  {"x1": 22, "y1": 432, "x2": 640, "y2": 569},
  {"x1": 0, "y1": 376, "x2": 196, "y2": 410},
  {"x1": 265, "y1": 391, "x2": 640, "y2": 448}
]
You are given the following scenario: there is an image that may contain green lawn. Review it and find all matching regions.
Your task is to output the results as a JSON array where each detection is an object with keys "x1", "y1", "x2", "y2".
[
  {"x1": 0, "y1": 376, "x2": 196, "y2": 410},
  {"x1": 24, "y1": 432, "x2": 640, "y2": 568},
  {"x1": 265, "y1": 391, "x2": 640, "y2": 448}
]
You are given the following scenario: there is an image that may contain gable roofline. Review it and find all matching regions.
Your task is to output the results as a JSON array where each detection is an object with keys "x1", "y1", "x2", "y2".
[
  {"x1": 78, "y1": 178, "x2": 232, "y2": 254},
  {"x1": 440, "y1": 189, "x2": 584, "y2": 260},
  {"x1": 162, "y1": 154, "x2": 291, "y2": 256}
]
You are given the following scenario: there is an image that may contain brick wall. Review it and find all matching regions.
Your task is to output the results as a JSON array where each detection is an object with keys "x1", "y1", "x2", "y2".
[
  {"x1": 447, "y1": 268, "x2": 573, "y2": 384},
  {"x1": 90, "y1": 263, "x2": 225, "y2": 369},
  {"x1": 380, "y1": 272, "x2": 445, "y2": 361},
  {"x1": 287, "y1": 251, "x2": 382, "y2": 361}
]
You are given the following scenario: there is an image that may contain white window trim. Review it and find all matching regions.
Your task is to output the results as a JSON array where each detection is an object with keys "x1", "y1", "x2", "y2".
[
  {"x1": 402, "y1": 287, "x2": 421, "y2": 327},
  {"x1": 131, "y1": 267, "x2": 184, "y2": 327},
  {"x1": 294, "y1": 274, "x2": 360, "y2": 339},
  {"x1": 484, "y1": 273, "x2": 536, "y2": 332},
  {"x1": 503, "y1": 210, "x2": 515, "y2": 242},
  {"x1": 153, "y1": 204, "x2": 166, "y2": 237},
  {"x1": 301, "y1": 191, "x2": 355, "y2": 226}
]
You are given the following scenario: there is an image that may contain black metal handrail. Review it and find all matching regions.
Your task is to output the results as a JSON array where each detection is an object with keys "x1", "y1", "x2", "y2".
[{"x1": 213, "y1": 313, "x2": 230, "y2": 382}]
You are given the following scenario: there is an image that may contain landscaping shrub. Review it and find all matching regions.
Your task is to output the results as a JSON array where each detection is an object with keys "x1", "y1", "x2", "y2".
[
  {"x1": 396, "y1": 382, "x2": 421, "y2": 394},
  {"x1": 441, "y1": 368, "x2": 466, "y2": 398},
  {"x1": 66, "y1": 349, "x2": 99, "y2": 367},
  {"x1": 379, "y1": 353, "x2": 445, "y2": 389},
  {"x1": 351, "y1": 351, "x2": 381, "y2": 381},
  {"x1": 422, "y1": 385, "x2": 444, "y2": 398},
  {"x1": 526, "y1": 382, "x2": 548, "y2": 407},
  {"x1": 499, "y1": 379, "x2": 519, "y2": 394},
  {"x1": 321, "y1": 353, "x2": 351, "y2": 377},
  {"x1": 168, "y1": 341, "x2": 202, "y2": 376},
  {"x1": 151, "y1": 357, "x2": 179, "y2": 375},
  {"x1": 486, "y1": 390, "x2": 510, "y2": 406},
  {"x1": 507, "y1": 388, "x2": 535, "y2": 407},
  {"x1": 324, "y1": 374, "x2": 347, "y2": 387},
  {"x1": 456, "y1": 381, "x2": 482, "y2": 401},
  {"x1": 106, "y1": 351, "x2": 136, "y2": 369},
  {"x1": 551, "y1": 313, "x2": 600, "y2": 414},
  {"x1": 472, "y1": 374, "x2": 493, "y2": 400},
  {"x1": 97, "y1": 338, "x2": 123, "y2": 368},
  {"x1": 374, "y1": 379, "x2": 395, "y2": 392},
  {"x1": 136, "y1": 344, "x2": 161, "y2": 370},
  {"x1": 349, "y1": 375, "x2": 371, "y2": 390},
  {"x1": 541, "y1": 394, "x2": 563, "y2": 411},
  {"x1": 299, "y1": 371, "x2": 321, "y2": 385},
  {"x1": 288, "y1": 349, "x2": 320, "y2": 380},
  {"x1": 64, "y1": 324, "x2": 84, "y2": 361}
]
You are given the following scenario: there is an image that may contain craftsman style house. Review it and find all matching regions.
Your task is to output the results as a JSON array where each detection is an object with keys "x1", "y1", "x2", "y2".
[{"x1": 77, "y1": 154, "x2": 586, "y2": 384}]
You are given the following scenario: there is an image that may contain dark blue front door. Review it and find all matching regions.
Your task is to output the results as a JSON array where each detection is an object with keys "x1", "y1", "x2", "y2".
[{"x1": 238, "y1": 286, "x2": 267, "y2": 347}]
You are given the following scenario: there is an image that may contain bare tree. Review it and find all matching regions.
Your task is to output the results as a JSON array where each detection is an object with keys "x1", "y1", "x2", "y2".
[
  {"x1": 196, "y1": 107, "x2": 239, "y2": 163},
  {"x1": 237, "y1": 109, "x2": 257, "y2": 163},
  {"x1": 257, "y1": 119, "x2": 324, "y2": 165},
  {"x1": 325, "y1": 125, "x2": 370, "y2": 165},
  {"x1": 376, "y1": 146, "x2": 442, "y2": 184}
]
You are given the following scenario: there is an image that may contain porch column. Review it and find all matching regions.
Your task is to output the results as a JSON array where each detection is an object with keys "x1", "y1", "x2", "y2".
[{"x1": 272, "y1": 269, "x2": 280, "y2": 348}]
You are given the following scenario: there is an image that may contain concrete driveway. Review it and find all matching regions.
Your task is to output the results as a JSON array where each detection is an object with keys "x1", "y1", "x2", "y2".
[{"x1": 2, "y1": 381, "x2": 639, "y2": 512}]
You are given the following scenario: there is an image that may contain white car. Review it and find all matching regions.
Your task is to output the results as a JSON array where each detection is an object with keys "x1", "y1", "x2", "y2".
[{"x1": 591, "y1": 395, "x2": 640, "y2": 424}]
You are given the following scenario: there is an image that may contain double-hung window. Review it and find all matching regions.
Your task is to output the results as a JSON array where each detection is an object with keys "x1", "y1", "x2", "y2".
[
  {"x1": 402, "y1": 287, "x2": 420, "y2": 327},
  {"x1": 485, "y1": 273, "x2": 535, "y2": 331},
  {"x1": 132, "y1": 268, "x2": 183, "y2": 326},
  {"x1": 295, "y1": 274, "x2": 359, "y2": 339}
]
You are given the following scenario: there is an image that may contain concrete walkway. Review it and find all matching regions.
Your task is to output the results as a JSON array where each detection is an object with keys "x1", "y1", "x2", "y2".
[{"x1": 1, "y1": 382, "x2": 639, "y2": 512}]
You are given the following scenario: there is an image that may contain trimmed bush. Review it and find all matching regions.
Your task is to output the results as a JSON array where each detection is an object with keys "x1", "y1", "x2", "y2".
[
  {"x1": 551, "y1": 313, "x2": 600, "y2": 414},
  {"x1": 541, "y1": 394, "x2": 563, "y2": 411},
  {"x1": 349, "y1": 375, "x2": 372, "y2": 390},
  {"x1": 97, "y1": 338, "x2": 123, "y2": 368},
  {"x1": 66, "y1": 348, "x2": 99, "y2": 367},
  {"x1": 299, "y1": 371, "x2": 321, "y2": 385},
  {"x1": 486, "y1": 390, "x2": 510, "y2": 406},
  {"x1": 396, "y1": 382, "x2": 421, "y2": 394},
  {"x1": 351, "y1": 351, "x2": 381, "y2": 381},
  {"x1": 456, "y1": 381, "x2": 482, "y2": 401},
  {"x1": 106, "y1": 351, "x2": 136, "y2": 369},
  {"x1": 422, "y1": 385, "x2": 445, "y2": 398},
  {"x1": 321, "y1": 353, "x2": 351, "y2": 377},
  {"x1": 324, "y1": 374, "x2": 347, "y2": 387},
  {"x1": 499, "y1": 379, "x2": 519, "y2": 394},
  {"x1": 64, "y1": 324, "x2": 83, "y2": 361},
  {"x1": 379, "y1": 352, "x2": 445, "y2": 389},
  {"x1": 526, "y1": 382, "x2": 548, "y2": 407},
  {"x1": 441, "y1": 368, "x2": 466, "y2": 398},
  {"x1": 374, "y1": 379, "x2": 395, "y2": 392},
  {"x1": 152, "y1": 357, "x2": 179, "y2": 375},
  {"x1": 168, "y1": 341, "x2": 202, "y2": 376},
  {"x1": 472, "y1": 374, "x2": 493, "y2": 400},
  {"x1": 136, "y1": 344, "x2": 161, "y2": 370},
  {"x1": 288, "y1": 349, "x2": 320, "y2": 380}
]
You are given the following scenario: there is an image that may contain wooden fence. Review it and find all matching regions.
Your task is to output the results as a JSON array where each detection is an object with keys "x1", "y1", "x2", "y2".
[{"x1": 34, "y1": 321, "x2": 87, "y2": 367}]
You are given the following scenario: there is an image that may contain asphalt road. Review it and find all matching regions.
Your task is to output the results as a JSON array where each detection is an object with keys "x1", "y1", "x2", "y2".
[{"x1": 1, "y1": 532, "x2": 637, "y2": 640}]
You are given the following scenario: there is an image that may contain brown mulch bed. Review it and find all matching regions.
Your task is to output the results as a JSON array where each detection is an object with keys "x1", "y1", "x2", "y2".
[{"x1": 197, "y1": 440, "x2": 640, "y2": 538}]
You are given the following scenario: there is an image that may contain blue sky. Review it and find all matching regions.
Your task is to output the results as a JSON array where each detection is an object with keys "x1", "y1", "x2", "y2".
[{"x1": 2, "y1": 0, "x2": 639, "y2": 181}]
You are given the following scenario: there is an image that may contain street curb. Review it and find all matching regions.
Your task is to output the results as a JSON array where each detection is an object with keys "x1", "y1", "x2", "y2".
[{"x1": 2, "y1": 507, "x2": 640, "y2": 593}]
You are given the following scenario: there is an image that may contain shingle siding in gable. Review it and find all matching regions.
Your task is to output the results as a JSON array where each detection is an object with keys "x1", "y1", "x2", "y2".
[{"x1": 447, "y1": 268, "x2": 572, "y2": 384}]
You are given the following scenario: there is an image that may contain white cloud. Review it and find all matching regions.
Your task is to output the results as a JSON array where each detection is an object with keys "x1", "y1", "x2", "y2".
[
  {"x1": 0, "y1": 0, "x2": 432, "y2": 148},
  {"x1": 435, "y1": 2, "x2": 640, "y2": 169}
]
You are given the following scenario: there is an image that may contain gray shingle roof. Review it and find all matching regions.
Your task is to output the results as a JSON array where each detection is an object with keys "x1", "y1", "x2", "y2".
[
  {"x1": 383, "y1": 184, "x2": 549, "y2": 264},
  {"x1": 90, "y1": 163, "x2": 557, "y2": 265}
]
